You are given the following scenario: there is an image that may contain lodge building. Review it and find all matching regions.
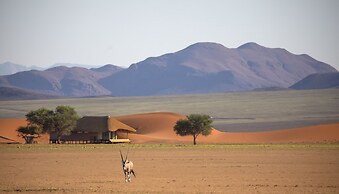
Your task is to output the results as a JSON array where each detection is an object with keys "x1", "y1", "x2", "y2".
[{"x1": 50, "y1": 116, "x2": 136, "y2": 144}]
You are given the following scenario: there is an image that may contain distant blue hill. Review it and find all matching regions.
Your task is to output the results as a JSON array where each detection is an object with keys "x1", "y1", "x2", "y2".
[
  {"x1": 0, "y1": 62, "x2": 43, "y2": 76},
  {"x1": 290, "y1": 72, "x2": 339, "y2": 90}
]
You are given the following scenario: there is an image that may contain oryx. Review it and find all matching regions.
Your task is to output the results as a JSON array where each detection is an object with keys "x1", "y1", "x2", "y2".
[{"x1": 120, "y1": 150, "x2": 136, "y2": 182}]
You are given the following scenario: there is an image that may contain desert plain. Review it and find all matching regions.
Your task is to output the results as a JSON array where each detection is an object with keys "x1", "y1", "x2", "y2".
[
  {"x1": 0, "y1": 89, "x2": 339, "y2": 193},
  {"x1": 0, "y1": 144, "x2": 338, "y2": 193}
]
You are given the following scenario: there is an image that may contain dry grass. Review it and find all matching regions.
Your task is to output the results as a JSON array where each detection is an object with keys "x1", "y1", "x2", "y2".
[{"x1": 0, "y1": 89, "x2": 339, "y2": 132}]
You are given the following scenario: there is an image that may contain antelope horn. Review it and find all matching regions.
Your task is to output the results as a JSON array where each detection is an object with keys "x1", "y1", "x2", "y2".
[
  {"x1": 126, "y1": 147, "x2": 130, "y2": 161},
  {"x1": 119, "y1": 150, "x2": 126, "y2": 176},
  {"x1": 119, "y1": 150, "x2": 124, "y2": 162}
]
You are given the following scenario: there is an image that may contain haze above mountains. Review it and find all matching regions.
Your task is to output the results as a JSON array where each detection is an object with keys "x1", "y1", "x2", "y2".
[
  {"x1": 0, "y1": 62, "x2": 99, "y2": 76},
  {"x1": 0, "y1": 42, "x2": 338, "y2": 99}
]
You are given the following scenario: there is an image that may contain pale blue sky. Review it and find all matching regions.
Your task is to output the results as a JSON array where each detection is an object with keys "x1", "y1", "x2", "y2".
[{"x1": 0, "y1": 0, "x2": 338, "y2": 69}]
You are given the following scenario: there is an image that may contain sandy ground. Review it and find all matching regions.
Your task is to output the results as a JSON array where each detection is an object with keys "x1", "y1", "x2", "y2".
[
  {"x1": 0, "y1": 145, "x2": 338, "y2": 193},
  {"x1": 1, "y1": 112, "x2": 338, "y2": 193}
]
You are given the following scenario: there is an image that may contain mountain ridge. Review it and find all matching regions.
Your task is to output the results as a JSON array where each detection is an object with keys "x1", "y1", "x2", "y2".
[
  {"x1": 99, "y1": 42, "x2": 336, "y2": 96},
  {"x1": 0, "y1": 62, "x2": 44, "y2": 76},
  {"x1": 290, "y1": 72, "x2": 339, "y2": 90},
  {"x1": 0, "y1": 64, "x2": 122, "y2": 97},
  {"x1": 0, "y1": 42, "x2": 337, "y2": 98}
]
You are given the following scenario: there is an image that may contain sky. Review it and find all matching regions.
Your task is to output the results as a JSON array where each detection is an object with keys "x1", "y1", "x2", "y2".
[{"x1": 0, "y1": 0, "x2": 338, "y2": 70}]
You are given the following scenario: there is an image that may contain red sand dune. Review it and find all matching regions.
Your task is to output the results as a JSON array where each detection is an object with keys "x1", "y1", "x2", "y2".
[
  {"x1": 0, "y1": 118, "x2": 49, "y2": 144},
  {"x1": 1, "y1": 112, "x2": 338, "y2": 144},
  {"x1": 115, "y1": 112, "x2": 190, "y2": 143},
  {"x1": 115, "y1": 112, "x2": 339, "y2": 144}
]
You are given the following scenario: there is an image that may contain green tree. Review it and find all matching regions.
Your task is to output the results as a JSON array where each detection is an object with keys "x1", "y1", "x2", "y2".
[
  {"x1": 53, "y1": 106, "x2": 79, "y2": 144},
  {"x1": 25, "y1": 106, "x2": 79, "y2": 144},
  {"x1": 25, "y1": 108, "x2": 54, "y2": 132},
  {"x1": 17, "y1": 124, "x2": 43, "y2": 144},
  {"x1": 174, "y1": 114, "x2": 213, "y2": 145}
]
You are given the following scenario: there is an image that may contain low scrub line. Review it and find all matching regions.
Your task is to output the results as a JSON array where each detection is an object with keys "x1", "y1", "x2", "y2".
[{"x1": 0, "y1": 143, "x2": 338, "y2": 153}]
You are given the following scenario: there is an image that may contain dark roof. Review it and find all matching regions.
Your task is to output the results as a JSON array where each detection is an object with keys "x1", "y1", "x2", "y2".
[{"x1": 75, "y1": 116, "x2": 136, "y2": 133}]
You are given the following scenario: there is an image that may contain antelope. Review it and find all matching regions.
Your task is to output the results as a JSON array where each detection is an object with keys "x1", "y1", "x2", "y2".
[{"x1": 120, "y1": 150, "x2": 136, "y2": 182}]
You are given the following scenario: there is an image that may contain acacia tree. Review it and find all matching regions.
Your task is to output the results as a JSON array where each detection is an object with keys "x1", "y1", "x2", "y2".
[
  {"x1": 17, "y1": 124, "x2": 42, "y2": 144},
  {"x1": 53, "y1": 106, "x2": 79, "y2": 144},
  {"x1": 25, "y1": 108, "x2": 54, "y2": 132},
  {"x1": 174, "y1": 114, "x2": 213, "y2": 145},
  {"x1": 25, "y1": 106, "x2": 79, "y2": 144}
]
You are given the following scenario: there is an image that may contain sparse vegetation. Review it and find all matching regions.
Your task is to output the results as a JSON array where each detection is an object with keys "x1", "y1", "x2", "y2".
[
  {"x1": 17, "y1": 124, "x2": 42, "y2": 144},
  {"x1": 1, "y1": 89, "x2": 339, "y2": 132},
  {"x1": 25, "y1": 105, "x2": 79, "y2": 144},
  {"x1": 174, "y1": 114, "x2": 213, "y2": 145},
  {"x1": 1, "y1": 143, "x2": 339, "y2": 154}
]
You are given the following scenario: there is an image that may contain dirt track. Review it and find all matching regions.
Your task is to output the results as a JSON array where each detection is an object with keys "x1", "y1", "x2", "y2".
[{"x1": 0, "y1": 145, "x2": 338, "y2": 193}]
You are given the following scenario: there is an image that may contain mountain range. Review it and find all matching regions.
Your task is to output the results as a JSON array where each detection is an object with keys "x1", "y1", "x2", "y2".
[
  {"x1": 0, "y1": 62, "x2": 99, "y2": 76},
  {"x1": 0, "y1": 42, "x2": 337, "y2": 98},
  {"x1": 0, "y1": 62, "x2": 43, "y2": 76},
  {"x1": 0, "y1": 64, "x2": 123, "y2": 97}
]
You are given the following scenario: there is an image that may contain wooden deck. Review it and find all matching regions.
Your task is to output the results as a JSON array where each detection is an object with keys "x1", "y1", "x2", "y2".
[
  {"x1": 50, "y1": 138, "x2": 131, "y2": 144},
  {"x1": 109, "y1": 139, "x2": 131, "y2": 143}
]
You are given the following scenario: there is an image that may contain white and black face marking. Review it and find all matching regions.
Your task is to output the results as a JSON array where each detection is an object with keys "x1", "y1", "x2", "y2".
[
  {"x1": 123, "y1": 160, "x2": 130, "y2": 171},
  {"x1": 122, "y1": 161, "x2": 126, "y2": 170}
]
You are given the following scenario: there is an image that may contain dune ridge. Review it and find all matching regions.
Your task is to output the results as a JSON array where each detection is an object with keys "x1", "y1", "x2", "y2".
[{"x1": 114, "y1": 112, "x2": 339, "y2": 144}]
